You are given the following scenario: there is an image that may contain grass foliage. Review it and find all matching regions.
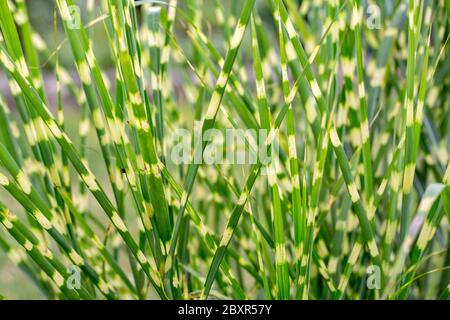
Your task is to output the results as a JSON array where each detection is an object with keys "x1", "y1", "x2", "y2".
[{"x1": 0, "y1": 0, "x2": 449, "y2": 299}]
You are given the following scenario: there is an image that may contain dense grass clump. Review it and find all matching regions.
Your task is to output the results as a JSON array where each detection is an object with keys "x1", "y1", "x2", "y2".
[{"x1": 0, "y1": 0, "x2": 449, "y2": 300}]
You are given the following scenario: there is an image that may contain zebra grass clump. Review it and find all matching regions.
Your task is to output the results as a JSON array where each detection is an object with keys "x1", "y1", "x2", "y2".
[{"x1": 0, "y1": 0, "x2": 449, "y2": 300}]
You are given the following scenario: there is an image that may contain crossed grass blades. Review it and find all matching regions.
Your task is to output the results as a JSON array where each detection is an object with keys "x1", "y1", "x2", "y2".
[{"x1": 0, "y1": 0, "x2": 449, "y2": 300}]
